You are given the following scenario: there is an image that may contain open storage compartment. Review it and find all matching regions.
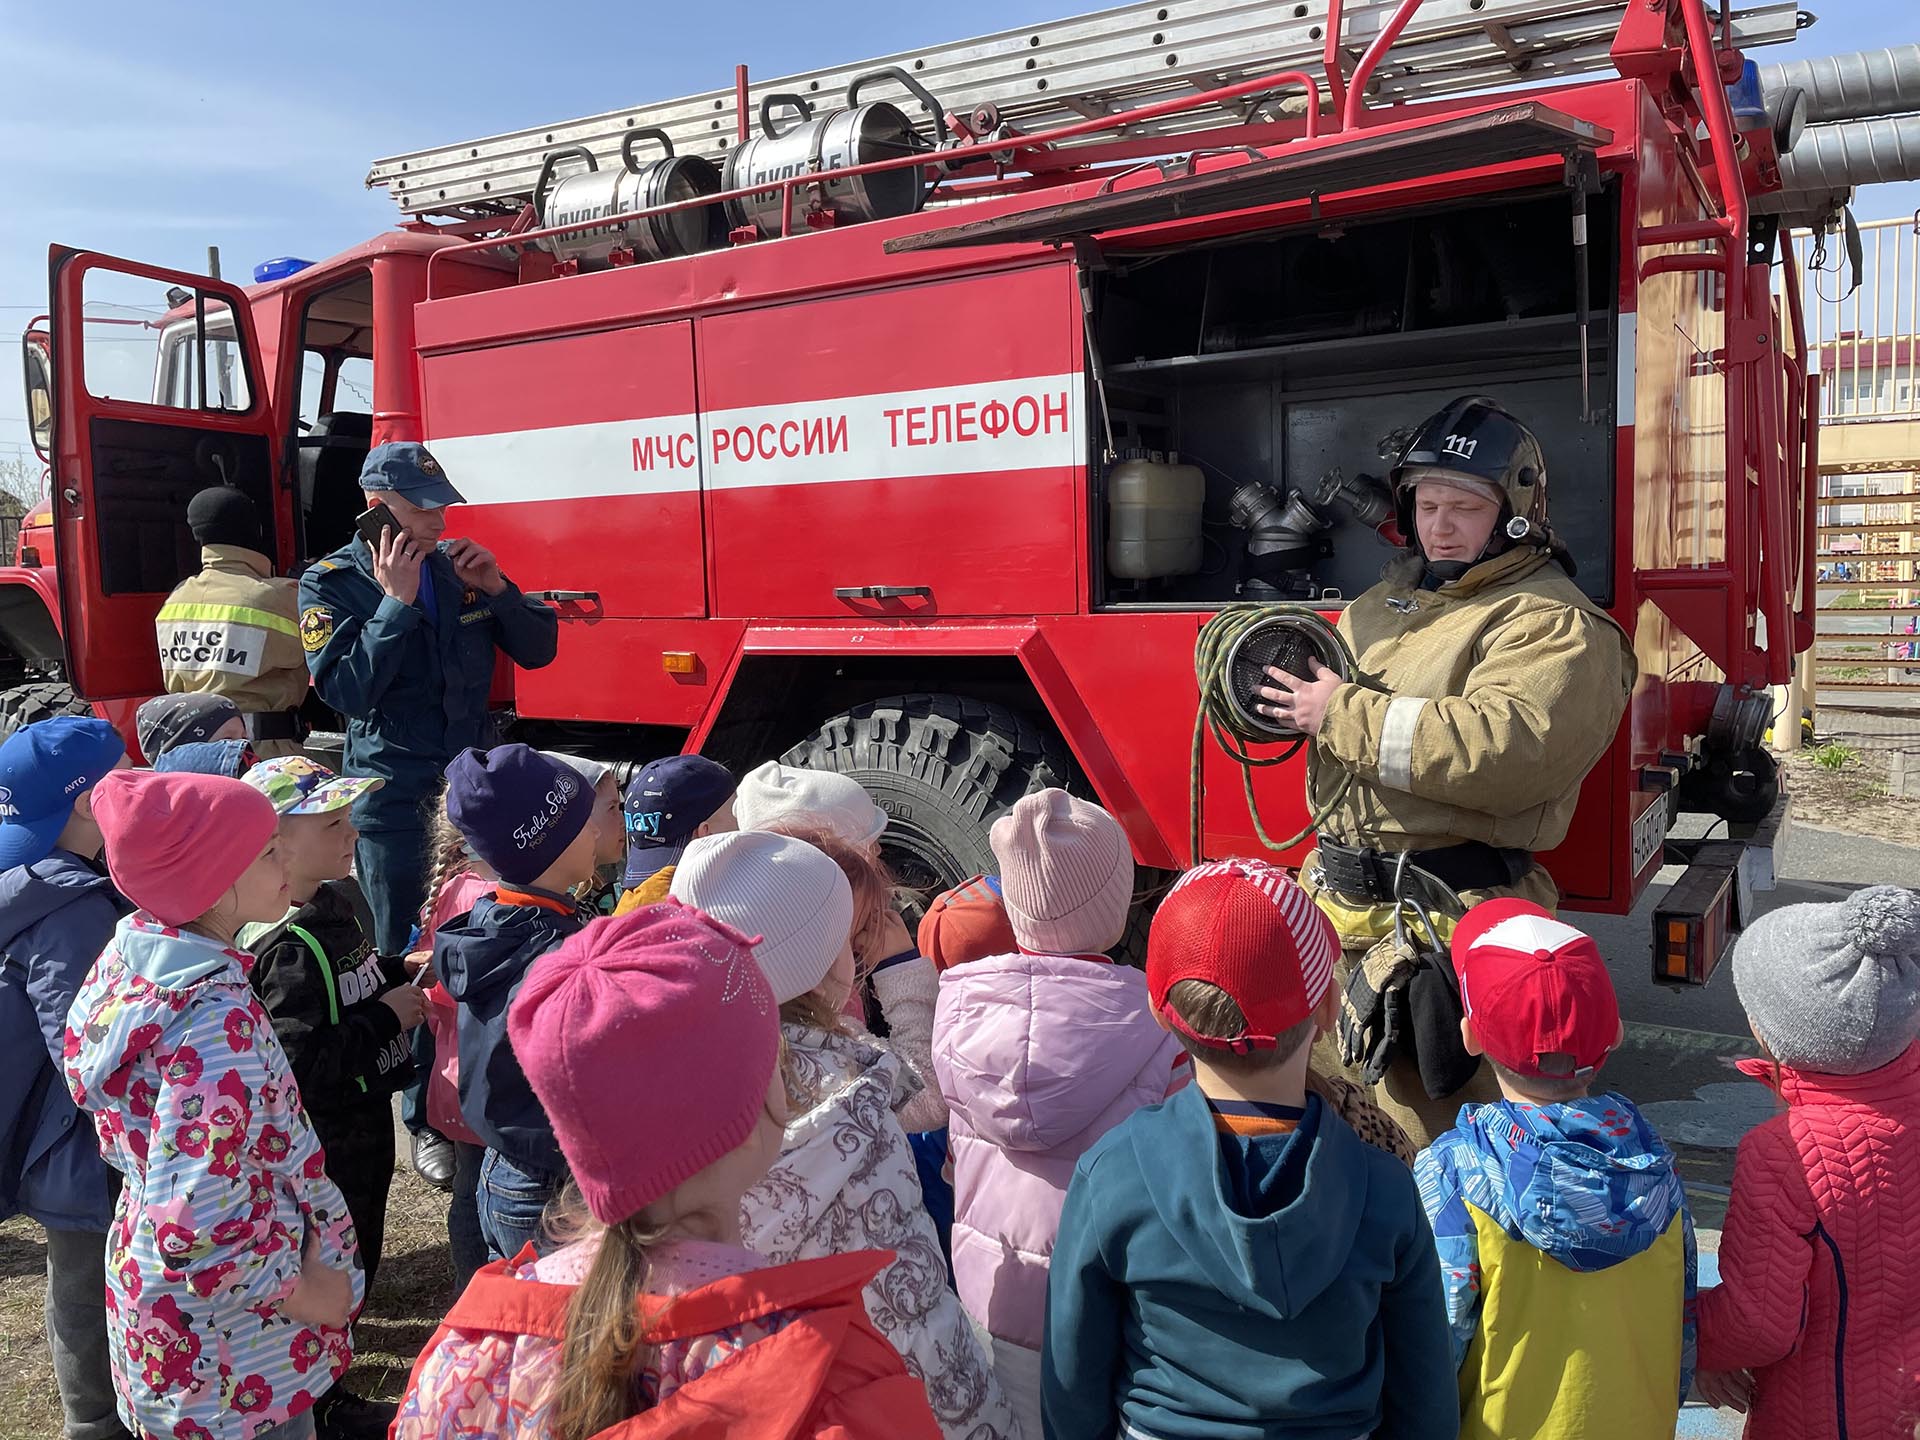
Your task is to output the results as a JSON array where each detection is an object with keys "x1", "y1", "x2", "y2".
[{"x1": 1089, "y1": 187, "x2": 1621, "y2": 610}]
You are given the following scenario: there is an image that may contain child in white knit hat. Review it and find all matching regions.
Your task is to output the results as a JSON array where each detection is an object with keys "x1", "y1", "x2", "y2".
[
  {"x1": 1695, "y1": 885, "x2": 1920, "y2": 1436},
  {"x1": 930, "y1": 787, "x2": 1186, "y2": 1437},
  {"x1": 669, "y1": 831, "x2": 1021, "y2": 1440},
  {"x1": 734, "y1": 761, "x2": 888, "y2": 851}
]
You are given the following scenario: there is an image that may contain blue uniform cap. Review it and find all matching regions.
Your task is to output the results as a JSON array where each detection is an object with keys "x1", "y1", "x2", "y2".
[
  {"x1": 359, "y1": 442, "x2": 465, "y2": 509},
  {"x1": 0, "y1": 716, "x2": 127, "y2": 869}
]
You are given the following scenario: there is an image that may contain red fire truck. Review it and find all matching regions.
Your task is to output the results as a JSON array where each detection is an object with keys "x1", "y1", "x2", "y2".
[{"x1": 17, "y1": 0, "x2": 1823, "y2": 979}]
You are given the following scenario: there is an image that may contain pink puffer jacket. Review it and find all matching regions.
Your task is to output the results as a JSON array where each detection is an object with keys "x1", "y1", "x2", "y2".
[
  {"x1": 933, "y1": 953, "x2": 1185, "y2": 1351},
  {"x1": 1698, "y1": 1042, "x2": 1920, "y2": 1440}
]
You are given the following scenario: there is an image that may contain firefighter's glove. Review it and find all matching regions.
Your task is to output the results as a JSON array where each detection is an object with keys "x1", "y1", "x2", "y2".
[{"x1": 1338, "y1": 933, "x2": 1420, "y2": 1085}]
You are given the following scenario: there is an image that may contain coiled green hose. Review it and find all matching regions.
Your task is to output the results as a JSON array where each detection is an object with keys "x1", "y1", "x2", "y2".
[{"x1": 1189, "y1": 604, "x2": 1380, "y2": 860}]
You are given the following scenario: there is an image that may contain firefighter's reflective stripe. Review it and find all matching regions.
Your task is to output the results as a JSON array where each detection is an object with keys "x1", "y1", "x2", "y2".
[
  {"x1": 155, "y1": 600, "x2": 300, "y2": 637},
  {"x1": 156, "y1": 601, "x2": 285, "y2": 680}
]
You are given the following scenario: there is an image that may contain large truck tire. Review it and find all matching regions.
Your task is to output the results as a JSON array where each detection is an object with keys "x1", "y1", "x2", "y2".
[
  {"x1": 781, "y1": 693, "x2": 1161, "y2": 964},
  {"x1": 0, "y1": 682, "x2": 92, "y2": 739}
]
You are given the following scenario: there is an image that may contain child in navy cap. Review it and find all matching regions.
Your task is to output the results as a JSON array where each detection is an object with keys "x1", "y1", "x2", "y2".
[
  {"x1": 616, "y1": 754, "x2": 738, "y2": 911},
  {"x1": 432, "y1": 744, "x2": 600, "y2": 1261},
  {"x1": 0, "y1": 717, "x2": 132, "y2": 1440}
]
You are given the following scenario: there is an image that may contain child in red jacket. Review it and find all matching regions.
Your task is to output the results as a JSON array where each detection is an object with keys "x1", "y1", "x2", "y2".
[
  {"x1": 392, "y1": 899, "x2": 941, "y2": 1440},
  {"x1": 1696, "y1": 885, "x2": 1920, "y2": 1439}
]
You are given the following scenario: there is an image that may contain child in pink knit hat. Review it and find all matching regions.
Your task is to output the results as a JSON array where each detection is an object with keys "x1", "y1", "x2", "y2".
[
  {"x1": 64, "y1": 771, "x2": 363, "y2": 1440},
  {"x1": 931, "y1": 787, "x2": 1187, "y2": 1439},
  {"x1": 392, "y1": 900, "x2": 941, "y2": 1440}
]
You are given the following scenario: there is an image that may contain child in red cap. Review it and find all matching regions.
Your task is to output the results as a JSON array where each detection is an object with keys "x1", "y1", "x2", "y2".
[
  {"x1": 1416, "y1": 897, "x2": 1696, "y2": 1440},
  {"x1": 1043, "y1": 858, "x2": 1455, "y2": 1440},
  {"x1": 392, "y1": 900, "x2": 940, "y2": 1440}
]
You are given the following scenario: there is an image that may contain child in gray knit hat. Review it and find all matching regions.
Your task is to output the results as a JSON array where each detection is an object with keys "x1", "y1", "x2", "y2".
[
  {"x1": 1730, "y1": 884, "x2": 1920, "y2": 1075},
  {"x1": 1692, "y1": 885, "x2": 1920, "y2": 1434}
]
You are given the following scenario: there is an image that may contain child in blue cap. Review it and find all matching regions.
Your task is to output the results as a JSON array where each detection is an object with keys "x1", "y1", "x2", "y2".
[
  {"x1": 239, "y1": 756, "x2": 427, "y2": 1440},
  {"x1": 0, "y1": 716, "x2": 133, "y2": 1440},
  {"x1": 614, "y1": 753, "x2": 738, "y2": 912}
]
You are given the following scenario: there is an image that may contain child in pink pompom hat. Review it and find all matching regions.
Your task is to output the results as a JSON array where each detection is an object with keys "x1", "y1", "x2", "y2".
[
  {"x1": 64, "y1": 771, "x2": 363, "y2": 1440},
  {"x1": 393, "y1": 900, "x2": 941, "y2": 1440},
  {"x1": 931, "y1": 788, "x2": 1185, "y2": 1437}
]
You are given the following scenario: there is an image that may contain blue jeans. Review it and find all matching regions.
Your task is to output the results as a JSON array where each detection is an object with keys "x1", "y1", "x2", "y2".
[{"x1": 477, "y1": 1149, "x2": 559, "y2": 1263}]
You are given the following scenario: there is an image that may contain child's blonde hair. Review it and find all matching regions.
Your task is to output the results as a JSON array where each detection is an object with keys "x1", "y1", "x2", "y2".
[
  {"x1": 543, "y1": 1182, "x2": 671, "y2": 1440},
  {"x1": 765, "y1": 820, "x2": 905, "y2": 980},
  {"x1": 417, "y1": 785, "x2": 476, "y2": 940}
]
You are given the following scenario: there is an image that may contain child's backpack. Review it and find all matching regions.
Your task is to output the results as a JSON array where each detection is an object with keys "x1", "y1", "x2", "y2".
[{"x1": 396, "y1": 1249, "x2": 940, "y2": 1440}]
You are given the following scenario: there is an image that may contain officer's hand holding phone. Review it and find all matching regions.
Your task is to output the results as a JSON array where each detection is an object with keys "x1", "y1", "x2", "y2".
[{"x1": 370, "y1": 525, "x2": 422, "y2": 606}]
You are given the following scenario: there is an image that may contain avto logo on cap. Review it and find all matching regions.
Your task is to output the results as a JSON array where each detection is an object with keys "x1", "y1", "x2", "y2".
[{"x1": 0, "y1": 784, "x2": 14, "y2": 819}]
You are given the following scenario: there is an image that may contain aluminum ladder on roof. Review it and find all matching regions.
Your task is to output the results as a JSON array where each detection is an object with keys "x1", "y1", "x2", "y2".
[{"x1": 365, "y1": 0, "x2": 1808, "y2": 219}]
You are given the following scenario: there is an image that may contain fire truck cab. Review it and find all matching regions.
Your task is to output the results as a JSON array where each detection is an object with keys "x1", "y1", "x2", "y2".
[{"x1": 22, "y1": 0, "x2": 1819, "y2": 978}]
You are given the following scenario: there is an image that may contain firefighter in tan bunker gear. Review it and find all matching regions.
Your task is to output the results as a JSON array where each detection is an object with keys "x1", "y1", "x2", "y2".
[
  {"x1": 1255, "y1": 397, "x2": 1637, "y2": 1147},
  {"x1": 153, "y1": 488, "x2": 308, "y2": 759}
]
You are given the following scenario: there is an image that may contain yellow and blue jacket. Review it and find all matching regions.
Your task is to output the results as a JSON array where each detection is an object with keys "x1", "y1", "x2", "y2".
[{"x1": 1415, "y1": 1094, "x2": 1696, "y2": 1440}]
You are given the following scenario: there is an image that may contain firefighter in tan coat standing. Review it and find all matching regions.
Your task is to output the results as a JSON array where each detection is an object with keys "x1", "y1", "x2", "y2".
[
  {"x1": 153, "y1": 489, "x2": 307, "y2": 758},
  {"x1": 1255, "y1": 396, "x2": 1637, "y2": 1146}
]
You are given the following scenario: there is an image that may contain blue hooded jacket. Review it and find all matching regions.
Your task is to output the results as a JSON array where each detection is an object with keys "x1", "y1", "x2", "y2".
[
  {"x1": 1415, "y1": 1094, "x2": 1697, "y2": 1396},
  {"x1": 0, "y1": 849, "x2": 132, "y2": 1230},
  {"x1": 433, "y1": 892, "x2": 582, "y2": 1177},
  {"x1": 1044, "y1": 1080, "x2": 1457, "y2": 1440}
]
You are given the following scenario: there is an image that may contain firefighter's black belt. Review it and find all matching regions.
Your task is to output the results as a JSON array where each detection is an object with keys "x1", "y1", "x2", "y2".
[
  {"x1": 1316, "y1": 837, "x2": 1531, "y2": 904},
  {"x1": 244, "y1": 710, "x2": 305, "y2": 742}
]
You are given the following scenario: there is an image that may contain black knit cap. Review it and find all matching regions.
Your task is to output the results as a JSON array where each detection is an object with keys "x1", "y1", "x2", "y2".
[{"x1": 186, "y1": 487, "x2": 263, "y2": 551}]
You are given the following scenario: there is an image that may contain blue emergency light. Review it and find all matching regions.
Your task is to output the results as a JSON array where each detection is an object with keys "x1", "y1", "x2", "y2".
[
  {"x1": 253, "y1": 257, "x2": 315, "y2": 284},
  {"x1": 1725, "y1": 60, "x2": 1766, "y2": 130}
]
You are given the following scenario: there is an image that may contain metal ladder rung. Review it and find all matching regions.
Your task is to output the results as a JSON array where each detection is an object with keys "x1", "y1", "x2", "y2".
[{"x1": 368, "y1": 0, "x2": 1803, "y2": 217}]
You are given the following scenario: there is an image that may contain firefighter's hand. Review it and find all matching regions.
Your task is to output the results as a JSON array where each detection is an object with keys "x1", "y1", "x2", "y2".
[
  {"x1": 1255, "y1": 658, "x2": 1343, "y2": 735},
  {"x1": 372, "y1": 527, "x2": 422, "y2": 605},
  {"x1": 444, "y1": 538, "x2": 507, "y2": 596},
  {"x1": 1693, "y1": 1369, "x2": 1753, "y2": 1413}
]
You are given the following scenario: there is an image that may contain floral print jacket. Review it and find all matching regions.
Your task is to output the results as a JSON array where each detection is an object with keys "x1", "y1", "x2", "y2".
[
  {"x1": 742, "y1": 1024, "x2": 1020, "y2": 1440},
  {"x1": 63, "y1": 914, "x2": 363, "y2": 1440}
]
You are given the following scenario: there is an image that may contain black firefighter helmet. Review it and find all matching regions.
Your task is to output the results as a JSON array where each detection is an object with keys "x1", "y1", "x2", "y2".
[{"x1": 1390, "y1": 396, "x2": 1554, "y2": 561}]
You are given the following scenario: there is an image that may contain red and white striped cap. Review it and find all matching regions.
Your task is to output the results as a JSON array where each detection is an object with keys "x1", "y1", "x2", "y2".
[{"x1": 1146, "y1": 858, "x2": 1338, "y2": 1052}]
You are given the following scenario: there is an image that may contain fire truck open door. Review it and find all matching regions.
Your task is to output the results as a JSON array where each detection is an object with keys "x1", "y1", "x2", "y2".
[{"x1": 44, "y1": 249, "x2": 285, "y2": 700}]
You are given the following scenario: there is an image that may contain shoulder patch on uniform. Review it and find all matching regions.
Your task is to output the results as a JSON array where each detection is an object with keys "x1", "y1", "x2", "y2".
[
  {"x1": 300, "y1": 607, "x2": 335, "y2": 654},
  {"x1": 314, "y1": 560, "x2": 339, "y2": 573}
]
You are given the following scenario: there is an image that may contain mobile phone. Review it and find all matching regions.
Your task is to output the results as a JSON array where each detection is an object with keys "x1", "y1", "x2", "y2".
[{"x1": 356, "y1": 502, "x2": 404, "y2": 550}]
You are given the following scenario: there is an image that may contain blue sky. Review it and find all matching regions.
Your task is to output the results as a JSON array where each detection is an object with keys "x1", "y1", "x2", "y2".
[{"x1": 2, "y1": 0, "x2": 1915, "y2": 470}]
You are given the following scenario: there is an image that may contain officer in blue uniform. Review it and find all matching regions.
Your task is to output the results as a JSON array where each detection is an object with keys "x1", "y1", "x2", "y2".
[{"x1": 300, "y1": 443, "x2": 557, "y2": 1186}]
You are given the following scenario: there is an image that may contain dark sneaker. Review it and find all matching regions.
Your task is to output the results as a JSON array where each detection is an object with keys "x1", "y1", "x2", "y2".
[
  {"x1": 410, "y1": 1126, "x2": 456, "y2": 1191},
  {"x1": 315, "y1": 1387, "x2": 397, "y2": 1440}
]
